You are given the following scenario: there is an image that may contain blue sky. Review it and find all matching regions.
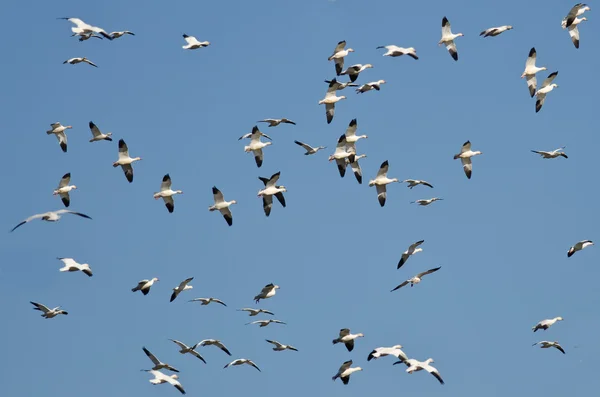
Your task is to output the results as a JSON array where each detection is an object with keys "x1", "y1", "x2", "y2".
[{"x1": 1, "y1": 0, "x2": 599, "y2": 395}]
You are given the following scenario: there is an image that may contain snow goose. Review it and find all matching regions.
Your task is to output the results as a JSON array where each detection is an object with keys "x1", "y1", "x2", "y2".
[
  {"x1": 253, "y1": 283, "x2": 280, "y2": 303},
  {"x1": 332, "y1": 328, "x2": 364, "y2": 352},
  {"x1": 329, "y1": 134, "x2": 356, "y2": 178},
  {"x1": 237, "y1": 308, "x2": 274, "y2": 316},
  {"x1": 532, "y1": 317, "x2": 564, "y2": 332},
  {"x1": 257, "y1": 173, "x2": 286, "y2": 217},
  {"x1": 113, "y1": 139, "x2": 142, "y2": 183},
  {"x1": 531, "y1": 147, "x2": 568, "y2": 159},
  {"x1": 58, "y1": 17, "x2": 113, "y2": 40},
  {"x1": 189, "y1": 297, "x2": 227, "y2": 307},
  {"x1": 323, "y1": 79, "x2": 359, "y2": 90},
  {"x1": 72, "y1": 32, "x2": 103, "y2": 41},
  {"x1": 344, "y1": 118, "x2": 368, "y2": 144},
  {"x1": 356, "y1": 80, "x2": 386, "y2": 93},
  {"x1": 63, "y1": 57, "x2": 98, "y2": 68},
  {"x1": 170, "y1": 277, "x2": 194, "y2": 302},
  {"x1": 398, "y1": 240, "x2": 425, "y2": 269},
  {"x1": 53, "y1": 173, "x2": 76, "y2": 207},
  {"x1": 341, "y1": 64, "x2": 373, "y2": 83},
  {"x1": 244, "y1": 126, "x2": 272, "y2": 168},
  {"x1": 563, "y1": 3, "x2": 591, "y2": 28},
  {"x1": 110, "y1": 30, "x2": 135, "y2": 39},
  {"x1": 410, "y1": 197, "x2": 443, "y2": 206},
  {"x1": 391, "y1": 266, "x2": 442, "y2": 292},
  {"x1": 46, "y1": 122, "x2": 71, "y2": 153},
  {"x1": 480, "y1": 25, "x2": 513, "y2": 37},
  {"x1": 376, "y1": 45, "x2": 418, "y2": 59},
  {"x1": 224, "y1": 358, "x2": 261, "y2": 372},
  {"x1": 145, "y1": 370, "x2": 185, "y2": 394},
  {"x1": 88, "y1": 121, "x2": 112, "y2": 142},
  {"x1": 209, "y1": 186, "x2": 236, "y2": 226},
  {"x1": 11, "y1": 209, "x2": 91, "y2": 232},
  {"x1": 368, "y1": 345, "x2": 408, "y2": 362},
  {"x1": 169, "y1": 340, "x2": 206, "y2": 363},
  {"x1": 198, "y1": 339, "x2": 232, "y2": 356},
  {"x1": 182, "y1": 34, "x2": 210, "y2": 49},
  {"x1": 453, "y1": 140, "x2": 482, "y2": 179},
  {"x1": 348, "y1": 154, "x2": 367, "y2": 184},
  {"x1": 398, "y1": 358, "x2": 444, "y2": 385},
  {"x1": 142, "y1": 347, "x2": 179, "y2": 372},
  {"x1": 257, "y1": 118, "x2": 296, "y2": 127},
  {"x1": 332, "y1": 360, "x2": 362, "y2": 384},
  {"x1": 403, "y1": 179, "x2": 433, "y2": 189},
  {"x1": 567, "y1": 16, "x2": 587, "y2": 48},
  {"x1": 153, "y1": 174, "x2": 183, "y2": 213},
  {"x1": 132, "y1": 278, "x2": 159, "y2": 295},
  {"x1": 369, "y1": 160, "x2": 399, "y2": 207},
  {"x1": 319, "y1": 78, "x2": 347, "y2": 124},
  {"x1": 238, "y1": 128, "x2": 272, "y2": 141},
  {"x1": 57, "y1": 257, "x2": 92, "y2": 277},
  {"x1": 294, "y1": 140, "x2": 326, "y2": 155},
  {"x1": 266, "y1": 340, "x2": 298, "y2": 352},
  {"x1": 246, "y1": 319, "x2": 286, "y2": 327},
  {"x1": 535, "y1": 72, "x2": 559, "y2": 113},
  {"x1": 30, "y1": 301, "x2": 68, "y2": 318},
  {"x1": 567, "y1": 240, "x2": 593, "y2": 257},
  {"x1": 521, "y1": 48, "x2": 547, "y2": 97},
  {"x1": 532, "y1": 341, "x2": 566, "y2": 354},
  {"x1": 439, "y1": 17, "x2": 463, "y2": 61},
  {"x1": 328, "y1": 40, "x2": 355, "y2": 75}
]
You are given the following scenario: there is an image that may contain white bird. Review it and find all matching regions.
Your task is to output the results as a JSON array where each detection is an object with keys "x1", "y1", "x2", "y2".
[
  {"x1": 376, "y1": 45, "x2": 418, "y2": 59},
  {"x1": 294, "y1": 140, "x2": 326, "y2": 155},
  {"x1": 567, "y1": 17, "x2": 587, "y2": 49},
  {"x1": 532, "y1": 317, "x2": 564, "y2": 332},
  {"x1": 198, "y1": 339, "x2": 232, "y2": 356},
  {"x1": 132, "y1": 278, "x2": 159, "y2": 295},
  {"x1": 30, "y1": 301, "x2": 68, "y2": 319},
  {"x1": 323, "y1": 79, "x2": 359, "y2": 90},
  {"x1": 332, "y1": 328, "x2": 364, "y2": 352},
  {"x1": 246, "y1": 319, "x2": 286, "y2": 327},
  {"x1": 237, "y1": 308, "x2": 275, "y2": 317},
  {"x1": 238, "y1": 128, "x2": 272, "y2": 141},
  {"x1": 344, "y1": 118, "x2": 368, "y2": 144},
  {"x1": 319, "y1": 78, "x2": 347, "y2": 124},
  {"x1": 533, "y1": 341, "x2": 566, "y2": 354},
  {"x1": 113, "y1": 139, "x2": 142, "y2": 183},
  {"x1": 257, "y1": 118, "x2": 296, "y2": 127},
  {"x1": 244, "y1": 126, "x2": 272, "y2": 168},
  {"x1": 153, "y1": 174, "x2": 183, "y2": 213},
  {"x1": 453, "y1": 140, "x2": 482, "y2": 179},
  {"x1": 169, "y1": 339, "x2": 206, "y2": 363},
  {"x1": 208, "y1": 186, "x2": 236, "y2": 226},
  {"x1": 58, "y1": 17, "x2": 113, "y2": 40},
  {"x1": 88, "y1": 121, "x2": 112, "y2": 142},
  {"x1": 110, "y1": 30, "x2": 135, "y2": 39},
  {"x1": 145, "y1": 370, "x2": 185, "y2": 395},
  {"x1": 535, "y1": 72, "x2": 559, "y2": 113},
  {"x1": 257, "y1": 172, "x2": 286, "y2": 217},
  {"x1": 53, "y1": 173, "x2": 76, "y2": 207},
  {"x1": 332, "y1": 360, "x2": 363, "y2": 385},
  {"x1": 563, "y1": 3, "x2": 591, "y2": 28},
  {"x1": 328, "y1": 40, "x2": 355, "y2": 76},
  {"x1": 341, "y1": 64, "x2": 373, "y2": 83},
  {"x1": 397, "y1": 358, "x2": 444, "y2": 385},
  {"x1": 369, "y1": 160, "x2": 399, "y2": 207},
  {"x1": 329, "y1": 134, "x2": 356, "y2": 178},
  {"x1": 170, "y1": 277, "x2": 194, "y2": 302},
  {"x1": 182, "y1": 34, "x2": 210, "y2": 49},
  {"x1": 479, "y1": 25, "x2": 513, "y2": 37},
  {"x1": 71, "y1": 31, "x2": 103, "y2": 41},
  {"x1": 439, "y1": 16, "x2": 463, "y2": 61},
  {"x1": 521, "y1": 47, "x2": 548, "y2": 97},
  {"x1": 57, "y1": 257, "x2": 93, "y2": 277},
  {"x1": 367, "y1": 345, "x2": 408, "y2": 362},
  {"x1": 356, "y1": 80, "x2": 386, "y2": 93},
  {"x1": 63, "y1": 57, "x2": 98, "y2": 68},
  {"x1": 410, "y1": 197, "x2": 443, "y2": 206},
  {"x1": 188, "y1": 297, "x2": 227, "y2": 307},
  {"x1": 397, "y1": 240, "x2": 425, "y2": 269},
  {"x1": 266, "y1": 339, "x2": 298, "y2": 352},
  {"x1": 347, "y1": 154, "x2": 367, "y2": 184},
  {"x1": 142, "y1": 347, "x2": 179, "y2": 372},
  {"x1": 46, "y1": 122, "x2": 72, "y2": 153},
  {"x1": 403, "y1": 179, "x2": 434, "y2": 189},
  {"x1": 531, "y1": 147, "x2": 568, "y2": 159},
  {"x1": 253, "y1": 283, "x2": 279, "y2": 303},
  {"x1": 391, "y1": 266, "x2": 442, "y2": 292},
  {"x1": 567, "y1": 240, "x2": 594, "y2": 257},
  {"x1": 224, "y1": 358, "x2": 261, "y2": 372},
  {"x1": 11, "y1": 209, "x2": 92, "y2": 232}
]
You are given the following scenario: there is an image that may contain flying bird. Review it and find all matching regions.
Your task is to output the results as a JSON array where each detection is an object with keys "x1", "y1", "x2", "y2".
[
  {"x1": 110, "y1": 30, "x2": 135, "y2": 39},
  {"x1": 402, "y1": 179, "x2": 434, "y2": 189},
  {"x1": 535, "y1": 72, "x2": 559, "y2": 113},
  {"x1": 208, "y1": 186, "x2": 236, "y2": 226},
  {"x1": 532, "y1": 317, "x2": 564, "y2": 332},
  {"x1": 142, "y1": 347, "x2": 179, "y2": 372},
  {"x1": 329, "y1": 134, "x2": 356, "y2": 178},
  {"x1": 328, "y1": 40, "x2": 354, "y2": 75},
  {"x1": 237, "y1": 308, "x2": 275, "y2": 316},
  {"x1": 53, "y1": 173, "x2": 76, "y2": 207},
  {"x1": 170, "y1": 277, "x2": 194, "y2": 302},
  {"x1": 30, "y1": 301, "x2": 68, "y2": 319},
  {"x1": 453, "y1": 140, "x2": 482, "y2": 179},
  {"x1": 266, "y1": 340, "x2": 298, "y2": 352},
  {"x1": 439, "y1": 16, "x2": 463, "y2": 61},
  {"x1": 332, "y1": 328, "x2": 364, "y2": 352},
  {"x1": 57, "y1": 257, "x2": 93, "y2": 277},
  {"x1": 169, "y1": 339, "x2": 206, "y2": 364},
  {"x1": 356, "y1": 80, "x2": 386, "y2": 93},
  {"x1": 189, "y1": 297, "x2": 227, "y2": 307},
  {"x1": 113, "y1": 139, "x2": 142, "y2": 183},
  {"x1": 88, "y1": 121, "x2": 112, "y2": 142},
  {"x1": 224, "y1": 359, "x2": 261, "y2": 372},
  {"x1": 369, "y1": 160, "x2": 399, "y2": 207},
  {"x1": 398, "y1": 240, "x2": 425, "y2": 269},
  {"x1": 410, "y1": 198, "x2": 443, "y2": 206},
  {"x1": 332, "y1": 360, "x2": 363, "y2": 385},
  {"x1": 376, "y1": 45, "x2": 418, "y2": 59},
  {"x1": 253, "y1": 283, "x2": 279, "y2": 303},
  {"x1": 182, "y1": 34, "x2": 210, "y2": 49},
  {"x1": 153, "y1": 174, "x2": 183, "y2": 213},
  {"x1": 319, "y1": 78, "x2": 347, "y2": 124},
  {"x1": 294, "y1": 140, "x2": 326, "y2": 155},
  {"x1": 566, "y1": 16, "x2": 587, "y2": 48},
  {"x1": 347, "y1": 154, "x2": 367, "y2": 184},
  {"x1": 257, "y1": 118, "x2": 296, "y2": 127},
  {"x1": 397, "y1": 358, "x2": 444, "y2": 385},
  {"x1": 391, "y1": 267, "x2": 442, "y2": 291},
  {"x1": 58, "y1": 17, "x2": 112, "y2": 40},
  {"x1": 246, "y1": 319, "x2": 286, "y2": 327},
  {"x1": 323, "y1": 79, "x2": 359, "y2": 90},
  {"x1": 341, "y1": 64, "x2": 373, "y2": 83},
  {"x1": 46, "y1": 122, "x2": 72, "y2": 153},
  {"x1": 479, "y1": 25, "x2": 513, "y2": 37},
  {"x1": 567, "y1": 240, "x2": 593, "y2": 257},
  {"x1": 144, "y1": 370, "x2": 185, "y2": 395},
  {"x1": 532, "y1": 341, "x2": 566, "y2": 354},
  {"x1": 132, "y1": 278, "x2": 159, "y2": 295},
  {"x1": 63, "y1": 57, "x2": 98, "y2": 68},
  {"x1": 531, "y1": 147, "x2": 568, "y2": 159},
  {"x1": 563, "y1": 3, "x2": 591, "y2": 28},
  {"x1": 257, "y1": 172, "x2": 286, "y2": 217},
  {"x1": 243, "y1": 126, "x2": 272, "y2": 168},
  {"x1": 521, "y1": 47, "x2": 547, "y2": 97},
  {"x1": 368, "y1": 345, "x2": 408, "y2": 362},
  {"x1": 198, "y1": 339, "x2": 232, "y2": 356},
  {"x1": 11, "y1": 209, "x2": 92, "y2": 232}
]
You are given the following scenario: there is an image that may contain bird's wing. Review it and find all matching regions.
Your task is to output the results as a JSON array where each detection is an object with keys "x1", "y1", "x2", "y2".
[
  {"x1": 541, "y1": 72, "x2": 559, "y2": 89},
  {"x1": 376, "y1": 184, "x2": 387, "y2": 207},
  {"x1": 262, "y1": 195, "x2": 273, "y2": 217},
  {"x1": 63, "y1": 211, "x2": 92, "y2": 220},
  {"x1": 294, "y1": 140, "x2": 313, "y2": 151},
  {"x1": 333, "y1": 40, "x2": 346, "y2": 53},
  {"x1": 391, "y1": 280, "x2": 410, "y2": 291},
  {"x1": 417, "y1": 266, "x2": 442, "y2": 278},
  {"x1": 411, "y1": 240, "x2": 425, "y2": 250},
  {"x1": 422, "y1": 181, "x2": 434, "y2": 188},
  {"x1": 565, "y1": 4, "x2": 582, "y2": 27},
  {"x1": 247, "y1": 360, "x2": 261, "y2": 372},
  {"x1": 274, "y1": 192, "x2": 286, "y2": 207},
  {"x1": 31, "y1": 301, "x2": 50, "y2": 313},
  {"x1": 441, "y1": 16, "x2": 452, "y2": 36},
  {"x1": 526, "y1": 74, "x2": 537, "y2": 97},
  {"x1": 282, "y1": 118, "x2": 295, "y2": 124},
  {"x1": 339, "y1": 360, "x2": 353, "y2": 371},
  {"x1": 219, "y1": 207, "x2": 233, "y2": 226},
  {"x1": 58, "y1": 173, "x2": 71, "y2": 188},
  {"x1": 160, "y1": 174, "x2": 172, "y2": 191},
  {"x1": 83, "y1": 59, "x2": 98, "y2": 67},
  {"x1": 266, "y1": 339, "x2": 282, "y2": 348},
  {"x1": 143, "y1": 347, "x2": 161, "y2": 365},
  {"x1": 376, "y1": 160, "x2": 389, "y2": 178},
  {"x1": 56, "y1": 131, "x2": 68, "y2": 152},
  {"x1": 253, "y1": 148, "x2": 263, "y2": 168},
  {"x1": 461, "y1": 157, "x2": 473, "y2": 179},
  {"x1": 122, "y1": 164, "x2": 134, "y2": 183},
  {"x1": 339, "y1": 328, "x2": 350, "y2": 337},
  {"x1": 216, "y1": 342, "x2": 232, "y2": 355},
  {"x1": 350, "y1": 158, "x2": 362, "y2": 184},
  {"x1": 267, "y1": 171, "x2": 281, "y2": 187},
  {"x1": 190, "y1": 349, "x2": 206, "y2": 363},
  {"x1": 461, "y1": 141, "x2": 472, "y2": 153},
  {"x1": 568, "y1": 25, "x2": 580, "y2": 48},
  {"x1": 170, "y1": 339, "x2": 188, "y2": 349},
  {"x1": 335, "y1": 158, "x2": 347, "y2": 178},
  {"x1": 345, "y1": 118, "x2": 358, "y2": 137},
  {"x1": 183, "y1": 34, "x2": 196, "y2": 44},
  {"x1": 118, "y1": 139, "x2": 130, "y2": 158},
  {"x1": 179, "y1": 277, "x2": 194, "y2": 289},
  {"x1": 554, "y1": 344, "x2": 566, "y2": 354},
  {"x1": 57, "y1": 257, "x2": 78, "y2": 267},
  {"x1": 525, "y1": 47, "x2": 537, "y2": 67},
  {"x1": 325, "y1": 103, "x2": 335, "y2": 124}
]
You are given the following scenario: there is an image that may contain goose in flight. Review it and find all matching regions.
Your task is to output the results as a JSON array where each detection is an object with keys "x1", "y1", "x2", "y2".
[
  {"x1": 238, "y1": 128, "x2": 272, "y2": 141},
  {"x1": 53, "y1": 173, "x2": 76, "y2": 207},
  {"x1": 411, "y1": 197, "x2": 443, "y2": 206},
  {"x1": 57, "y1": 257, "x2": 93, "y2": 277},
  {"x1": 253, "y1": 283, "x2": 280, "y2": 303},
  {"x1": 145, "y1": 370, "x2": 185, "y2": 395},
  {"x1": 208, "y1": 186, "x2": 236, "y2": 226},
  {"x1": 132, "y1": 278, "x2": 159, "y2": 295},
  {"x1": 257, "y1": 173, "x2": 286, "y2": 217},
  {"x1": 535, "y1": 72, "x2": 559, "y2": 113},
  {"x1": 323, "y1": 79, "x2": 359, "y2": 90},
  {"x1": 189, "y1": 297, "x2": 227, "y2": 307},
  {"x1": 332, "y1": 328, "x2": 364, "y2": 352},
  {"x1": 369, "y1": 160, "x2": 399, "y2": 207},
  {"x1": 237, "y1": 308, "x2": 275, "y2": 317},
  {"x1": 30, "y1": 301, "x2": 68, "y2": 318},
  {"x1": 319, "y1": 78, "x2": 347, "y2": 124},
  {"x1": 453, "y1": 140, "x2": 482, "y2": 179},
  {"x1": 532, "y1": 317, "x2": 564, "y2": 332},
  {"x1": 142, "y1": 347, "x2": 179, "y2": 372},
  {"x1": 294, "y1": 140, "x2": 326, "y2": 155},
  {"x1": 224, "y1": 358, "x2": 261, "y2": 372},
  {"x1": 356, "y1": 80, "x2": 386, "y2": 93},
  {"x1": 182, "y1": 34, "x2": 210, "y2": 49},
  {"x1": 329, "y1": 134, "x2": 356, "y2": 178},
  {"x1": 480, "y1": 25, "x2": 513, "y2": 37},
  {"x1": 153, "y1": 174, "x2": 182, "y2": 213},
  {"x1": 11, "y1": 209, "x2": 92, "y2": 232},
  {"x1": 439, "y1": 16, "x2": 463, "y2": 61},
  {"x1": 246, "y1": 319, "x2": 286, "y2": 327},
  {"x1": 566, "y1": 16, "x2": 587, "y2": 48},
  {"x1": 397, "y1": 358, "x2": 444, "y2": 385},
  {"x1": 521, "y1": 48, "x2": 547, "y2": 97},
  {"x1": 391, "y1": 267, "x2": 442, "y2": 292},
  {"x1": 344, "y1": 118, "x2": 368, "y2": 144},
  {"x1": 376, "y1": 45, "x2": 418, "y2": 59},
  {"x1": 403, "y1": 179, "x2": 433, "y2": 189},
  {"x1": 58, "y1": 17, "x2": 112, "y2": 39},
  {"x1": 110, "y1": 30, "x2": 135, "y2": 39},
  {"x1": 169, "y1": 339, "x2": 206, "y2": 364},
  {"x1": 63, "y1": 57, "x2": 98, "y2": 68},
  {"x1": 532, "y1": 341, "x2": 566, "y2": 354},
  {"x1": 113, "y1": 139, "x2": 142, "y2": 183},
  {"x1": 198, "y1": 339, "x2": 232, "y2": 356},
  {"x1": 332, "y1": 360, "x2": 362, "y2": 385},
  {"x1": 46, "y1": 122, "x2": 72, "y2": 153},
  {"x1": 348, "y1": 154, "x2": 367, "y2": 184},
  {"x1": 563, "y1": 3, "x2": 591, "y2": 28},
  {"x1": 257, "y1": 118, "x2": 296, "y2": 127},
  {"x1": 243, "y1": 126, "x2": 272, "y2": 168},
  {"x1": 88, "y1": 121, "x2": 112, "y2": 142},
  {"x1": 341, "y1": 64, "x2": 373, "y2": 83},
  {"x1": 328, "y1": 40, "x2": 355, "y2": 75},
  {"x1": 72, "y1": 31, "x2": 103, "y2": 41},
  {"x1": 266, "y1": 340, "x2": 298, "y2": 352},
  {"x1": 170, "y1": 277, "x2": 193, "y2": 302},
  {"x1": 368, "y1": 345, "x2": 408, "y2": 362},
  {"x1": 531, "y1": 147, "x2": 568, "y2": 159},
  {"x1": 398, "y1": 240, "x2": 425, "y2": 269},
  {"x1": 568, "y1": 240, "x2": 593, "y2": 257}
]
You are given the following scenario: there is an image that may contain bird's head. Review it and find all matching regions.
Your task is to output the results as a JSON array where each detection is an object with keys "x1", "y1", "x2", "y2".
[
  {"x1": 231, "y1": 200, "x2": 238, "y2": 205},
  {"x1": 365, "y1": 64, "x2": 373, "y2": 69},
  {"x1": 71, "y1": 185, "x2": 78, "y2": 190},
  {"x1": 107, "y1": 132, "x2": 113, "y2": 137},
  {"x1": 339, "y1": 95, "x2": 347, "y2": 101},
  {"x1": 171, "y1": 374, "x2": 179, "y2": 380},
  {"x1": 274, "y1": 285, "x2": 280, "y2": 289},
  {"x1": 357, "y1": 333, "x2": 365, "y2": 338},
  {"x1": 368, "y1": 180, "x2": 376, "y2": 186},
  {"x1": 507, "y1": 25, "x2": 514, "y2": 30},
  {"x1": 393, "y1": 344, "x2": 403, "y2": 349},
  {"x1": 347, "y1": 48, "x2": 355, "y2": 53},
  {"x1": 328, "y1": 155, "x2": 335, "y2": 162},
  {"x1": 153, "y1": 277, "x2": 160, "y2": 282},
  {"x1": 244, "y1": 145, "x2": 252, "y2": 152},
  {"x1": 355, "y1": 367, "x2": 363, "y2": 372},
  {"x1": 425, "y1": 358, "x2": 435, "y2": 364},
  {"x1": 557, "y1": 316, "x2": 564, "y2": 321}
]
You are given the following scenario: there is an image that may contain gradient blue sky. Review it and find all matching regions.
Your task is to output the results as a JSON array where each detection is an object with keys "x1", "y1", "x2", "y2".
[{"x1": 2, "y1": 0, "x2": 599, "y2": 396}]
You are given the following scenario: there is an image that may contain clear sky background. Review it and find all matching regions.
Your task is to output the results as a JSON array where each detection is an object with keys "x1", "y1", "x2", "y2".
[{"x1": 1, "y1": 0, "x2": 598, "y2": 396}]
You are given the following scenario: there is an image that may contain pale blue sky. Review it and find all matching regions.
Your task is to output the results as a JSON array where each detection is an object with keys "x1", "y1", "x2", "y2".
[{"x1": 2, "y1": 1, "x2": 599, "y2": 396}]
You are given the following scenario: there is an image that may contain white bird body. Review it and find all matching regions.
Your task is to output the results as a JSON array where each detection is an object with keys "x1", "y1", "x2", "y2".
[
  {"x1": 319, "y1": 78, "x2": 347, "y2": 124},
  {"x1": 344, "y1": 118, "x2": 368, "y2": 144},
  {"x1": 88, "y1": 121, "x2": 113, "y2": 142},
  {"x1": 170, "y1": 277, "x2": 194, "y2": 302},
  {"x1": 391, "y1": 267, "x2": 442, "y2": 291},
  {"x1": 132, "y1": 278, "x2": 159, "y2": 295},
  {"x1": 113, "y1": 139, "x2": 142, "y2": 183},
  {"x1": 368, "y1": 345, "x2": 408, "y2": 361},
  {"x1": 453, "y1": 140, "x2": 482, "y2": 179},
  {"x1": 411, "y1": 197, "x2": 443, "y2": 206},
  {"x1": 402, "y1": 358, "x2": 444, "y2": 385},
  {"x1": 53, "y1": 172, "x2": 76, "y2": 207},
  {"x1": 403, "y1": 179, "x2": 434, "y2": 189},
  {"x1": 356, "y1": 80, "x2": 386, "y2": 93},
  {"x1": 182, "y1": 34, "x2": 210, "y2": 49},
  {"x1": 30, "y1": 301, "x2": 68, "y2": 318},
  {"x1": 328, "y1": 40, "x2": 355, "y2": 76},
  {"x1": 57, "y1": 257, "x2": 93, "y2": 277},
  {"x1": 480, "y1": 25, "x2": 513, "y2": 37},
  {"x1": 341, "y1": 63, "x2": 373, "y2": 83},
  {"x1": 189, "y1": 297, "x2": 227, "y2": 307},
  {"x1": 535, "y1": 72, "x2": 559, "y2": 113},
  {"x1": 237, "y1": 308, "x2": 275, "y2": 316},
  {"x1": 376, "y1": 45, "x2": 418, "y2": 59},
  {"x1": 257, "y1": 173, "x2": 286, "y2": 217},
  {"x1": 294, "y1": 140, "x2": 326, "y2": 155},
  {"x1": 46, "y1": 122, "x2": 72, "y2": 152},
  {"x1": 243, "y1": 126, "x2": 272, "y2": 168},
  {"x1": 63, "y1": 57, "x2": 98, "y2": 67},
  {"x1": 246, "y1": 319, "x2": 286, "y2": 327},
  {"x1": 145, "y1": 370, "x2": 185, "y2": 394},
  {"x1": 332, "y1": 328, "x2": 364, "y2": 352},
  {"x1": 253, "y1": 283, "x2": 280, "y2": 303},
  {"x1": 266, "y1": 339, "x2": 298, "y2": 351},
  {"x1": 439, "y1": 17, "x2": 463, "y2": 61},
  {"x1": 153, "y1": 174, "x2": 182, "y2": 213},
  {"x1": 531, "y1": 147, "x2": 568, "y2": 159},
  {"x1": 521, "y1": 47, "x2": 547, "y2": 97},
  {"x1": 533, "y1": 340, "x2": 566, "y2": 354},
  {"x1": 567, "y1": 240, "x2": 593, "y2": 257},
  {"x1": 209, "y1": 186, "x2": 236, "y2": 226},
  {"x1": 224, "y1": 358, "x2": 261, "y2": 372},
  {"x1": 532, "y1": 316, "x2": 564, "y2": 332},
  {"x1": 397, "y1": 240, "x2": 425, "y2": 269},
  {"x1": 11, "y1": 209, "x2": 92, "y2": 232},
  {"x1": 369, "y1": 160, "x2": 399, "y2": 207},
  {"x1": 257, "y1": 118, "x2": 296, "y2": 127},
  {"x1": 332, "y1": 360, "x2": 363, "y2": 384}
]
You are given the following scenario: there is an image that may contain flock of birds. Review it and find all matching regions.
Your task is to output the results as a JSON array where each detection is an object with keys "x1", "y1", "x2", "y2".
[{"x1": 12, "y1": 3, "x2": 596, "y2": 394}]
